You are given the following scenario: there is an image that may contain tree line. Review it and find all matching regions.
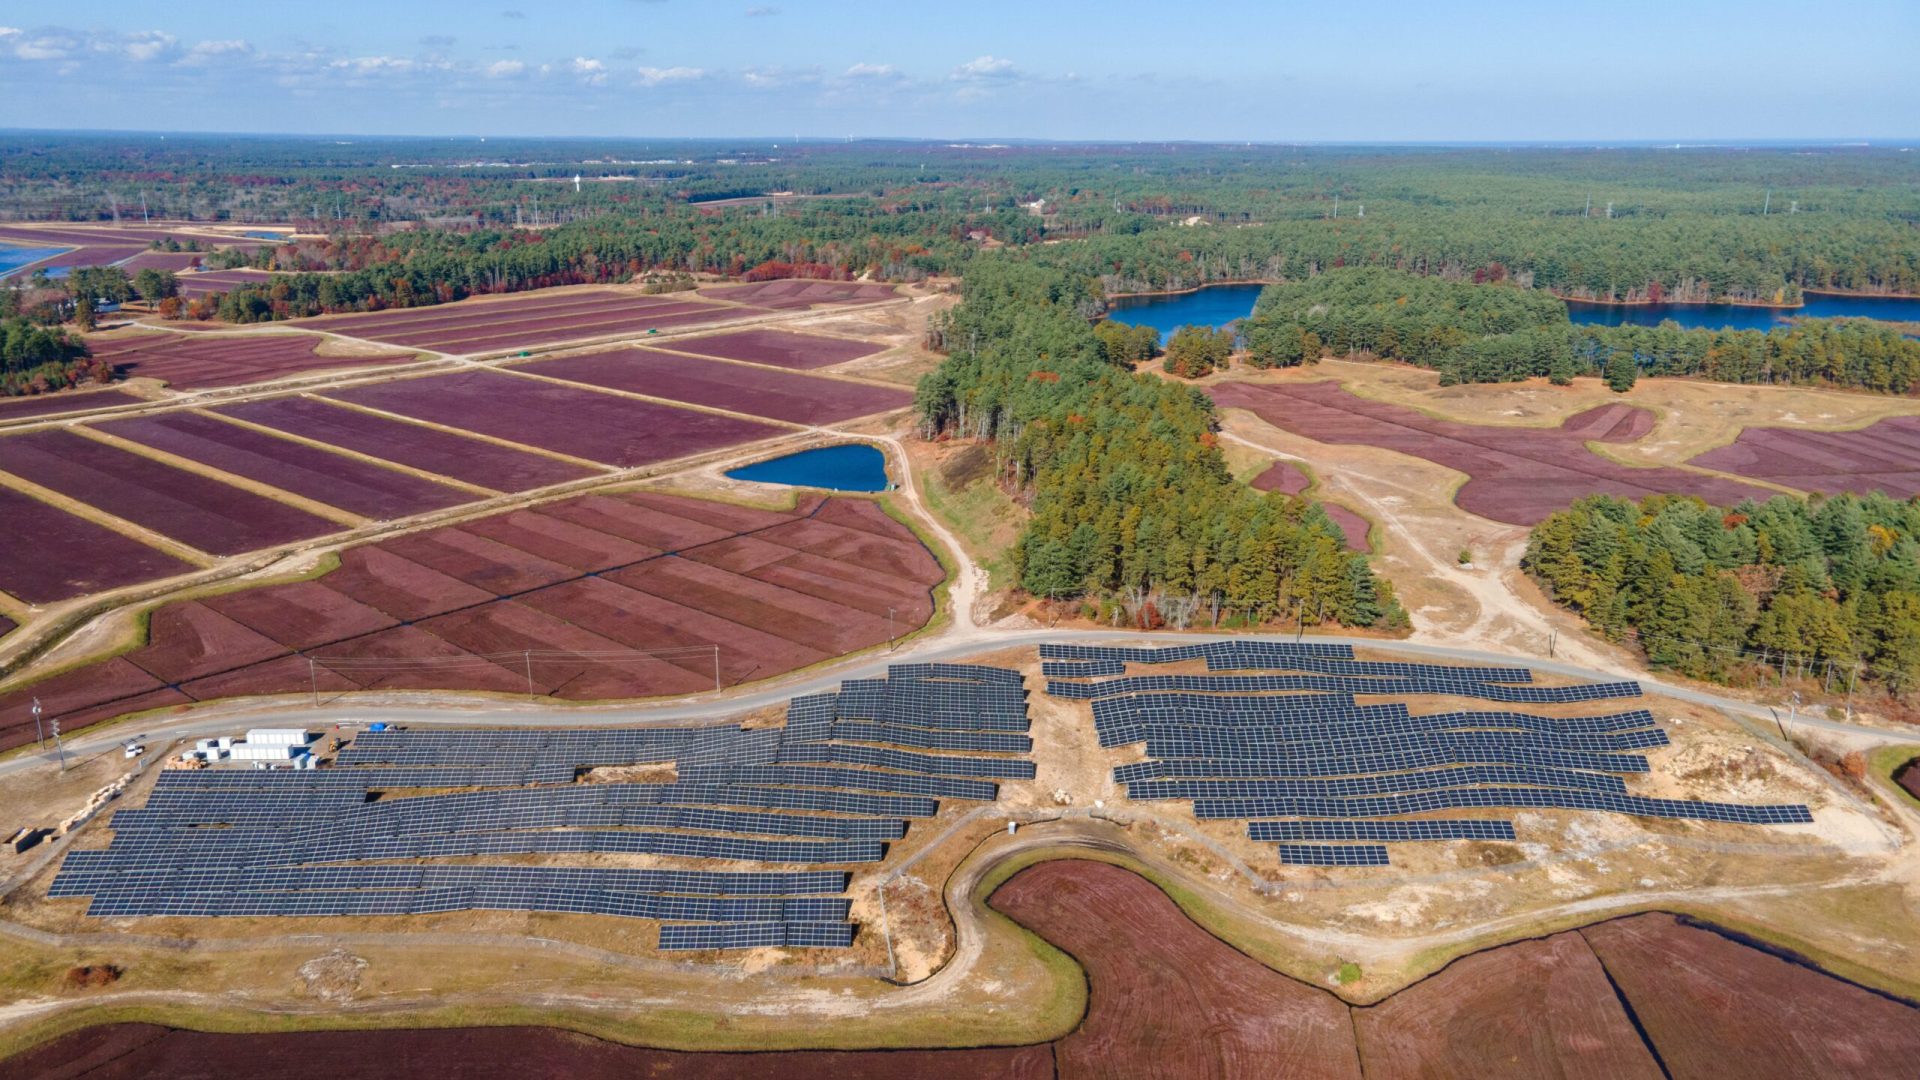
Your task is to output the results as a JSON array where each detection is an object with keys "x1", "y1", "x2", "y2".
[
  {"x1": 1239, "y1": 268, "x2": 1920, "y2": 394},
  {"x1": 914, "y1": 258, "x2": 1404, "y2": 631},
  {"x1": 1525, "y1": 492, "x2": 1920, "y2": 697}
]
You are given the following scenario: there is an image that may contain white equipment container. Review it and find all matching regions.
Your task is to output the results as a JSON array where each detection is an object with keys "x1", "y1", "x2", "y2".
[
  {"x1": 244, "y1": 728, "x2": 310, "y2": 747},
  {"x1": 230, "y1": 743, "x2": 307, "y2": 762}
]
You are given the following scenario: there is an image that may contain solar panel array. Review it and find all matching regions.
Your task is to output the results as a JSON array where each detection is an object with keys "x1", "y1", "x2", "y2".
[
  {"x1": 51, "y1": 663, "x2": 1032, "y2": 951},
  {"x1": 1043, "y1": 641, "x2": 1812, "y2": 867}
]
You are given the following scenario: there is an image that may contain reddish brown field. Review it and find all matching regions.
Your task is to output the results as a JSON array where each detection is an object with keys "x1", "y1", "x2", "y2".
[
  {"x1": 1250, "y1": 460, "x2": 1310, "y2": 495},
  {"x1": 697, "y1": 280, "x2": 898, "y2": 309},
  {"x1": 0, "y1": 492, "x2": 941, "y2": 750},
  {"x1": 1688, "y1": 415, "x2": 1920, "y2": 499},
  {"x1": 323, "y1": 370, "x2": 788, "y2": 468},
  {"x1": 524, "y1": 349, "x2": 911, "y2": 424},
  {"x1": 292, "y1": 290, "x2": 761, "y2": 354},
  {"x1": 110, "y1": 251, "x2": 210, "y2": 274},
  {"x1": 0, "y1": 486, "x2": 194, "y2": 603},
  {"x1": 1562, "y1": 402, "x2": 1657, "y2": 442},
  {"x1": 662, "y1": 329, "x2": 889, "y2": 370},
  {"x1": 1899, "y1": 759, "x2": 1920, "y2": 800},
  {"x1": 174, "y1": 269, "x2": 279, "y2": 298},
  {"x1": 1213, "y1": 380, "x2": 1773, "y2": 525},
  {"x1": 2, "y1": 1024, "x2": 1053, "y2": 1080},
  {"x1": 1248, "y1": 464, "x2": 1369, "y2": 552},
  {"x1": 0, "y1": 390, "x2": 145, "y2": 423},
  {"x1": 213, "y1": 397, "x2": 599, "y2": 492},
  {"x1": 99, "y1": 412, "x2": 472, "y2": 519},
  {"x1": 1354, "y1": 930, "x2": 1663, "y2": 1078},
  {"x1": 1582, "y1": 913, "x2": 1920, "y2": 1078},
  {"x1": 84, "y1": 332, "x2": 415, "y2": 390},
  {"x1": 0, "y1": 429, "x2": 337, "y2": 555},
  {"x1": 991, "y1": 860, "x2": 1363, "y2": 1079}
]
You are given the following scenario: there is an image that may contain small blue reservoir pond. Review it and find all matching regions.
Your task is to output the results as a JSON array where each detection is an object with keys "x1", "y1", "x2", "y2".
[
  {"x1": 1106, "y1": 283, "x2": 1920, "y2": 339},
  {"x1": 1104, "y1": 284, "x2": 1267, "y2": 343},
  {"x1": 0, "y1": 246, "x2": 68, "y2": 278},
  {"x1": 725, "y1": 444, "x2": 889, "y2": 492}
]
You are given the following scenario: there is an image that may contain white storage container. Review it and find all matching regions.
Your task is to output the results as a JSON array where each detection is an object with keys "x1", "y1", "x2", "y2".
[
  {"x1": 244, "y1": 728, "x2": 310, "y2": 747},
  {"x1": 230, "y1": 743, "x2": 305, "y2": 761}
]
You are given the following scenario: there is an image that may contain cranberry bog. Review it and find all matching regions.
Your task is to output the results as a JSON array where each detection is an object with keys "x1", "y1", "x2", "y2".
[
  {"x1": 1247, "y1": 463, "x2": 1370, "y2": 552},
  {"x1": 1213, "y1": 380, "x2": 1773, "y2": 525},
  {"x1": 1688, "y1": 415, "x2": 1920, "y2": 499},
  {"x1": 0, "y1": 486, "x2": 194, "y2": 604},
  {"x1": 7, "y1": 864, "x2": 1918, "y2": 1075},
  {"x1": 524, "y1": 348, "x2": 912, "y2": 424},
  {"x1": 174, "y1": 269, "x2": 280, "y2": 298},
  {"x1": 84, "y1": 331, "x2": 416, "y2": 390},
  {"x1": 98, "y1": 412, "x2": 473, "y2": 520},
  {"x1": 0, "y1": 389, "x2": 145, "y2": 423},
  {"x1": 213, "y1": 396, "x2": 600, "y2": 492},
  {"x1": 0, "y1": 429, "x2": 336, "y2": 555},
  {"x1": 0, "y1": 492, "x2": 942, "y2": 751},
  {"x1": 292, "y1": 290, "x2": 763, "y2": 354},
  {"x1": 696, "y1": 280, "x2": 899, "y2": 309},
  {"x1": 323, "y1": 370, "x2": 788, "y2": 468},
  {"x1": 661, "y1": 328, "x2": 890, "y2": 370}
]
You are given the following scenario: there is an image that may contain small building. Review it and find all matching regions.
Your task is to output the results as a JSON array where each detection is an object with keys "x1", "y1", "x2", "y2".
[
  {"x1": 244, "y1": 728, "x2": 311, "y2": 747},
  {"x1": 231, "y1": 743, "x2": 308, "y2": 762}
]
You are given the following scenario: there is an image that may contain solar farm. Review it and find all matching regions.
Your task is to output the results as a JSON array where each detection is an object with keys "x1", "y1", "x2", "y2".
[
  {"x1": 45, "y1": 663, "x2": 1034, "y2": 951},
  {"x1": 1040, "y1": 641, "x2": 1813, "y2": 867}
]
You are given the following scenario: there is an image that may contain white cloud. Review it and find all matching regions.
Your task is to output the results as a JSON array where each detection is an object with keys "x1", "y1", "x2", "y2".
[
  {"x1": 571, "y1": 56, "x2": 606, "y2": 85},
  {"x1": 117, "y1": 30, "x2": 177, "y2": 61},
  {"x1": 844, "y1": 63, "x2": 897, "y2": 79},
  {"x1": 485, "y1": 59, "x2": 526, "y2": 79},
  {"x1": 635, "y1": 65, "x2": 705, "y2": 86},
  {"x1": 745, "y1": 5, "x2": 781, "y2": 15},
  {"x1": 951, "y1": 55, "x2": 1017, "y2": 81},
  {"x1": 178, "y1": 39, "x2": 253, "y2": 66}
]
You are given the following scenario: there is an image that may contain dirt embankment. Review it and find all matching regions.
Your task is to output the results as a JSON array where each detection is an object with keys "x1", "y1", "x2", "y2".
[{"x1": 11, "y1": 861, "x2": 1920, "y2": 1078}]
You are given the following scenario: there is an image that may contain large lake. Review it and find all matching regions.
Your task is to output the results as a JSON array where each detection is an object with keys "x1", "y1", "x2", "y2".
[{"x1": 1106, "y1": 282, "x2": 1920, "y2": 338}]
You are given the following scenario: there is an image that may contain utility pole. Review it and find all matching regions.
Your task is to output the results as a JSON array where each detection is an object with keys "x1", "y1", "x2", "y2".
[
  {"x1": 887, "y1": 607, "x2": 897, "y2": 651},
  {"x1": 712, "y1": 646, "x2": 721, "y2": 693},
  {"x1": 31, "y1": 697, "x2": 43, "y2": 750},
  {"x1": 52, "y1": 717, "x2": 65, "y2": 771},
  {"x1": 309, "y1": 658, "x2": 319, "y2": 708},
  {"x1": 524, "y1": 651, "x2": 535, "y2": 697},
  {"x1": 1762, "y1": 188, "x2": 1771, "y2": 215}
]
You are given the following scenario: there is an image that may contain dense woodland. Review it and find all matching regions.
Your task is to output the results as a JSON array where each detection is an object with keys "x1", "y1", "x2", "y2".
[
  {"x1": 1239, "y1": 268, "x2": 1920, "y2": 393},
  {"x1": 0, "y1": 317, "x2": 98, "y2": 397},
  {"x1": 914, "y1": 260, "x2": 1403, "y2": 630},
  {"x1": 1525, "y1": 493, "x2": 1920, "y2": 696},
  {"x1": 5, "y1": 136, "x2": 1918, "y2": 327}
]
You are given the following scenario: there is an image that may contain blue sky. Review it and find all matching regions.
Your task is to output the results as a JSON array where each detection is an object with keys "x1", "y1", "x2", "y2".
[{"x1": 1, "y1": 1, "x2": 1913, "y2": 141}]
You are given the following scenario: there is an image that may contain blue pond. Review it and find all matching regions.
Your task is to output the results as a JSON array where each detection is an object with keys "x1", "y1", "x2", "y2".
[
  {"x1": 725, "y1": 444, "x2": 889, "y2": 492},
  {"x1": 243, "y1": 230, "x2": 289, "y2": 241},
  {"x1": 1566, "y1": 293, "x2": 1920, "y2": 332},
  {"x1": 1105, "y1": 282, "x2": 1920, "y2": 340},
  {"x1": 1105, "y1": 283, "x2": 1266, "y2": 343},
  {"x1": 0, "y1": 246, "x2": 68, "y2": 278}
]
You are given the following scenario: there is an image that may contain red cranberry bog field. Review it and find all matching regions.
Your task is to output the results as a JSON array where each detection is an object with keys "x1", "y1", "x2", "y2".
[
  {"x1": 0, "y1": 389, "x2": 146, "y2": 423},
  {"x1": 1689, "y1": 415, "x2": 1920, "y2": 499},
  {"x1": 696, "y1": 280, "x2": 899, "y2": 309},
  {"x1": 1213, "y1": 380, "x2": 1773, "y2": 525},
  {"x1": 0, "y1": 429, "x2": 336, "y2": 555},
  {"x1": 523, "y1": 348, "x2": 911, "y2": 424},
  {"x1": 98, "y1": 412, "x2": 474, "y2": 520},
  {"x1": 289, "y1": 290, "x2": 770, "y2": 355},
  {"x1": 85, "y1": 331, "x2": 418, "y2": 389},
  {"x1": 213, "y1": 396, "x2": 600, "y2": 492},
  {"x1": 0, "y1": 485, "x2": 195, "y2": 605},
  {"x1": 322, "y1": 370, "x2": 789, "y2": 468},
  {"x1": 0, "y1": 491, "x2": 942, "y2": 751},
  {"x1": 172, "y1": 269, "x2": 280, "y2": 298},
  {"x1": 1248, "y1": 462, "x2": 1371, "y2": 552},
  {"x1": 656, "y1": 327, "x2": 889, "y2": 370}
]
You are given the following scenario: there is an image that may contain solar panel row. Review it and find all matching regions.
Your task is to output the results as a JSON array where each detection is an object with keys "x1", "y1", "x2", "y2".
[{"x1": 1250, "y1": 820, "x2": 1516, "y2": 842}]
